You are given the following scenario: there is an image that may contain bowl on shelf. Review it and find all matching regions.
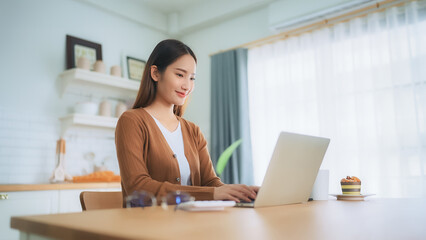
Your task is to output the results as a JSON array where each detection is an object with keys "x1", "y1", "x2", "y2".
[{"x1": 74, "y1": 101, "x2": 98, "y2": 115}]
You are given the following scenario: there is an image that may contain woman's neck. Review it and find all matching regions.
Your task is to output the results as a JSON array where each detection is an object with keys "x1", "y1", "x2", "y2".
[{"x1": 144, "y1": 98, "x2": 175, "y2": 121}]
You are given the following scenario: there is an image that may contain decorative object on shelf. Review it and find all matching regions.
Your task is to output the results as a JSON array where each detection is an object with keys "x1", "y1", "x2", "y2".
[
  {"x1": 115, "y1": 102, "x2": 127, "y2": 117},
  {"x1": 50, "y1": 138, "x2": 72, "y2": 183},
  {"x1": 76, "y1": 56, "x2": 90, "y2": 70},
  {"x1": 110, "y1": 65, "x2": 121, "y2": 77},
  {"x1": 66, "y1": 35, "x2": 102, "y2": 70},
  {"x1": 126, "y1": 56, "x2": 146, "y2": 81},
  {"x1": 74, "y1": 101, "x2": 98, "y2": 115},
  {"x1": 99, "y1": 100, "x2": 112, "y2": 117},
  {"x1": 94, "y1": 60, "x2": 106, "y2": 74}
]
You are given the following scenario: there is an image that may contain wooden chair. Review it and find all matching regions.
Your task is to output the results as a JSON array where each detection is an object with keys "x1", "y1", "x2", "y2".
[{"x1": 79, "y1": 191, "x2": 123, "y2": 211}]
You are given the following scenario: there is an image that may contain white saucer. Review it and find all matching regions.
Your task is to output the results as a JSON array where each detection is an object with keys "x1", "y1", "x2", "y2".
[{"x1": 329, "y1": 194, "x2": 375, "y2": 201}]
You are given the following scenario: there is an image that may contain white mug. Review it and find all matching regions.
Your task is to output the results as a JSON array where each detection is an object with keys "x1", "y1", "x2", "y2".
[{"x1": 310, "y1": 169, "x2": 329, "y2": 200}]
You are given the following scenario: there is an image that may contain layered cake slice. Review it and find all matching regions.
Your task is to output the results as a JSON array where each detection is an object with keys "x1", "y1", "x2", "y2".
[{"x1": 341, "y1": 176, "x2": 361, "y2": 195}]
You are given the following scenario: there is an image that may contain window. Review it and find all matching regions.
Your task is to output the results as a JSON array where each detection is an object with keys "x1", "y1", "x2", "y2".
[{"x1": 248, "y1": 1, "x2": 426, "y2": 197}]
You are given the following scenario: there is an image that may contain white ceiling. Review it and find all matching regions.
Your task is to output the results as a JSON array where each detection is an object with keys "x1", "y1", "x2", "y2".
[
  {"x1": 76, "y1": 0, "x2": 275, "y2": 36},
  {"x1": 140, "y1": 0, "x2": 210, "y2": 14}
]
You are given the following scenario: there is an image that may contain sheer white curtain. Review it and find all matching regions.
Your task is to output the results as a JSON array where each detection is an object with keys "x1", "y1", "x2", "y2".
[{"x1": 248, "y1": 1, "x2": 426, "y2": 197}]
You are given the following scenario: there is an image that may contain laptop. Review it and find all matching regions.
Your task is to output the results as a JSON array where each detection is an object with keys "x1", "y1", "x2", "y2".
[{"x1": 236, "y1": 131, "x2": 330, "y2": 208}]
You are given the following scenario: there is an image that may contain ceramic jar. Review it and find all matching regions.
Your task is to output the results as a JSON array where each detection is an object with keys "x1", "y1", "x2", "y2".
[
  {"x1": 115, "y1": 102, "x2": 127, "y2": 117},
  {"x1": 76, "y1": 56, "x2": 90, "y2": 70},
  {"x1": 110, "y1": 65, "x2": 121, "y2": 77},
  {"x1": 99, "y1": 100, "x2": 112, "y2": 117},
  {"x1": 94, "y1": 60, "x2": 106, "y2": 73}
]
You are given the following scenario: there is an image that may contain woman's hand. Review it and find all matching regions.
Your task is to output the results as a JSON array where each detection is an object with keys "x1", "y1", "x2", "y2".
[{"x1": 213, "y1": 184, "x2": 260, "y2": 202}]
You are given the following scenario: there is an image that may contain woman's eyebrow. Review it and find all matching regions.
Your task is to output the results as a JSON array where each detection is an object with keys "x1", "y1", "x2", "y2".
[{"x1": 175, "y1": 68, "x2": 196, "y2": 75}]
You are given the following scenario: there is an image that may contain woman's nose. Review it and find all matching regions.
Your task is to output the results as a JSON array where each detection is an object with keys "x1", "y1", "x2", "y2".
[{"x1": 181, "y1": 78, "x2": 191, "y2": 90}]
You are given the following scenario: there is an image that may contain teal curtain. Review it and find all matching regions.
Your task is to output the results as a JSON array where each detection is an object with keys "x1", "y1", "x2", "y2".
[{"x1": 210, "y1": 48, "x2": 254, "y2": 185}]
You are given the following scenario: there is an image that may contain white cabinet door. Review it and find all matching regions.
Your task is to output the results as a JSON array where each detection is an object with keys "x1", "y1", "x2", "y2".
[
  {"x1": 0, "y1": 191, "x2": 58, "y2": 240},
  {"x1": 58, "y1": 188, "x2": 121, "y2": 213}
]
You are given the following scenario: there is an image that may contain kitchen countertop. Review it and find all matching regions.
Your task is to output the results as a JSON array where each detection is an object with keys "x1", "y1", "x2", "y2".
[{"x1": 0, "y1": 182, "x2": 121, "y2": 192}]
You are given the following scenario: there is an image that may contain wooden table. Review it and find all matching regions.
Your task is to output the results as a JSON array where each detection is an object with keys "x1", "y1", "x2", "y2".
[{"x1": 10, "y1": 198, "x2": 426, "y2": 240}]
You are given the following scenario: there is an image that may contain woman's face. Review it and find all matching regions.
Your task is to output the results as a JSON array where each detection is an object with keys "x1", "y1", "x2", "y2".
[{"x1": 152, "y1": 54, "x2": 196, "y2": 106}]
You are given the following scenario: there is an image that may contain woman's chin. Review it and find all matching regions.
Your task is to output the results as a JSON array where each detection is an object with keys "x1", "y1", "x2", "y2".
[
  {"x1": 172, "y1": 103, "x2": 184, "y2": 107},
  {"x1": 173, "y1": 100, "x2": 186, "y2": 106}
]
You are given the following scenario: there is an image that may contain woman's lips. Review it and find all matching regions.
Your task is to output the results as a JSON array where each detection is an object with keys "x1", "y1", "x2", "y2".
[{"x1": 176, "y1": 91, "x2": 186, "y2": 98}]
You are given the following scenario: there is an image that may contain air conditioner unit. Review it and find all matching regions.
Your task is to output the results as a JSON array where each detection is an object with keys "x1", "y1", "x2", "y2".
[{"x1": 269, "y1": 0, "x2": 374, "y2": 33}]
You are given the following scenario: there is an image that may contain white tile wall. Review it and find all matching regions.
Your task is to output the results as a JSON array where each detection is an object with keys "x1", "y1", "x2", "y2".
[{"x1": 0, "y1": 104, "x2": 120, "y2": 184}]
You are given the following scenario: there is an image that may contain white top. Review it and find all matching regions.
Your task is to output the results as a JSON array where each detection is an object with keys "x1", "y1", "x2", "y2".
[{"x1": 151, "y1": 116, "x2": 192, "y2": 186}]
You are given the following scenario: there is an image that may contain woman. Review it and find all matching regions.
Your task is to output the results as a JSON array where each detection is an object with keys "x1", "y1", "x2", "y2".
[{"x1": 115, "y1": 39, "x2": 258, "y2": 204}]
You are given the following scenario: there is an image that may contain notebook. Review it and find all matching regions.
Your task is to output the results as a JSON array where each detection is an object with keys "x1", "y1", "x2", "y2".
[{"x1": 235, "y1": 131, "x2": 330, "y2": 208}]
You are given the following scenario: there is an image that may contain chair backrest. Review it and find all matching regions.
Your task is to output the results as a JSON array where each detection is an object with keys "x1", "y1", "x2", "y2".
[{"x1": 80, "y1": 191, "x2": 123, "y2": 211}]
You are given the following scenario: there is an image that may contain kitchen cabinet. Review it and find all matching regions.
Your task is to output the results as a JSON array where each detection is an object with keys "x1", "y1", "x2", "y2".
[
  {"x1": 0, "y1": 191, "x2": 58, "y2": 240},
  {"x1": 0, "y1": 184, "x2": 121, "y2": 240}
]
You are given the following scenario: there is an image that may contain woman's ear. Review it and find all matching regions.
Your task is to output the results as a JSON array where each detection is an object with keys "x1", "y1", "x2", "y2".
[{"x1": 151, "y1": 65, "x2": 160, "y2": 82}]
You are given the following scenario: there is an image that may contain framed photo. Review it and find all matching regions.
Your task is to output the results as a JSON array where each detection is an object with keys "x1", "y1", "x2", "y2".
[
  {"x1": 126, "y1": 56, "x2": 146, "y2": 81},
  {"x1": 66, "y1": 35, "x2": 102, "y2": 70}
]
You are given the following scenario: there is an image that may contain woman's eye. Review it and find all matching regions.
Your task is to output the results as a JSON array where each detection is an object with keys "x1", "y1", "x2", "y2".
[
  {"x1": 177, "y1": 73, "x2": 183, "y2": 77},
  {"x1": 190, "y1": 78, "x2": 196, "y2": 81}
]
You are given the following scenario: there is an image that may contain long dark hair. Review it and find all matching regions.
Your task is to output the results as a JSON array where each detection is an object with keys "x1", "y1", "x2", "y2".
[{"x1": 132, "y1": 39, "x2": 197, "y2": 117}]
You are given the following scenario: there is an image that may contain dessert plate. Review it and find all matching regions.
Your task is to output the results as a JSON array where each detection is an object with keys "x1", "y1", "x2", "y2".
[{"x1": 329, "y1": 194, "x2": 375, "y2": 201}]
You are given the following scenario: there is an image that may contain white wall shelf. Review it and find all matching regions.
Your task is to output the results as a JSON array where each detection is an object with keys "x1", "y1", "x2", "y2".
[
  {"x1": 59, "y1": 68, "x2": 140, "y2": 99},
  {"x1": 59, "y1": 114, "x2": 118, "y2": 136}
]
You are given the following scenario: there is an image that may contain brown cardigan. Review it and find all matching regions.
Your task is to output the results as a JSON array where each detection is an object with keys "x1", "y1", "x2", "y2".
[{"x1": 115, "y1": 108, "x2": 224, "y2": 204}]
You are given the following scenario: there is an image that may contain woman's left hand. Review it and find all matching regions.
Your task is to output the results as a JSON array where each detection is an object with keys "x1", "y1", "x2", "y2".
[{"x1": 249, "y1": 186, "x2": 260, "y2": 194}]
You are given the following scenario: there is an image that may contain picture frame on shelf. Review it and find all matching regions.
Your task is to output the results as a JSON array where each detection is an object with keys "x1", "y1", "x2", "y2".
[
  {"x1": 126, "y1": 56, "x2": 146, "y2": 82},
  {"x1": 66, "y1": 35, "x2": 102, "y2": 70}
]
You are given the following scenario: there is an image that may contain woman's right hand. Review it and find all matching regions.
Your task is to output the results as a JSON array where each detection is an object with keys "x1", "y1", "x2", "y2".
[{"x1": 213, "y1": 184, "x2": 257, "y2": 202}]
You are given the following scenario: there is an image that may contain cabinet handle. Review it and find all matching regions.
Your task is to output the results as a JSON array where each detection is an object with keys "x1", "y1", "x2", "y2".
[{"x1": 0, "y1": 194, "x2": 8, "y2": 200}]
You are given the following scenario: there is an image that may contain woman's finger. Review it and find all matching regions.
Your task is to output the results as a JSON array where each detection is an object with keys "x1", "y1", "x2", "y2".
[
  {"x1": 229, "y1": 189, "x2": 252, "y2": 202},
  {"x1": 235, "y1": 185, "x2": 256, "y2": 199},
  {"x1": 227, "y1": 195, "x2": 240, "y2": 202},
  {"x1": 250, "y1": 186, "x2": 260, "y2": 193}
]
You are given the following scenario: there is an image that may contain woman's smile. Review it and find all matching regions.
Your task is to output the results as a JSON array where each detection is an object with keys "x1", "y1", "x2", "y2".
[{"x1": 176, "y1": 91, "x2": 186, "y2": 98}]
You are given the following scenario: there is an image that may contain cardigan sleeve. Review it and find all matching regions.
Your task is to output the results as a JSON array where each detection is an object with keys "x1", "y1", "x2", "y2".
[
  {"x1": 115, "y1": 112, "x2": 218, "y2": 202},
  {"x1": 194, "y1": 125, "x2": 225, "y2": 187}
]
